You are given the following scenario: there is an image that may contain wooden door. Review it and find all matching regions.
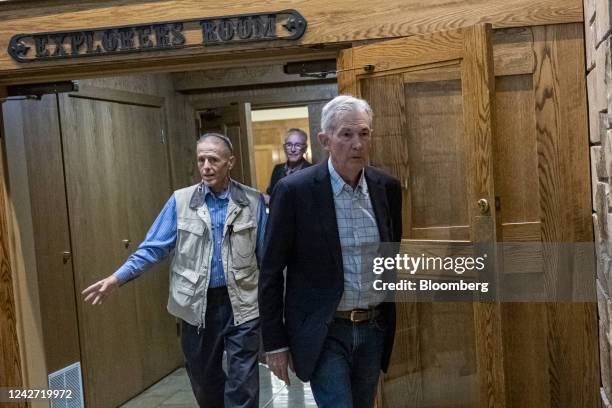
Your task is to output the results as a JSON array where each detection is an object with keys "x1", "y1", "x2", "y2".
[
  {"x1": 2, "y1": 95, "x2": 81, "y2": 375},
  {"x1": 339, "y1": 24, "x2": 502, "y2": 407},
  {"x1": 120, "y1": 105, "x2": 178, "y2": 380},
  {"x1": 338, "y1": 23, "x2": 598, "y2": 407},
  {"x1": 491, "y1": 24, "x2": 598, "y2": 408},
  {"x1": 59, "y1": 92, "x2": 181, "y2": 407},
  {"x1": 199, "y1": 103, "x2": 256, "y2": 186}
]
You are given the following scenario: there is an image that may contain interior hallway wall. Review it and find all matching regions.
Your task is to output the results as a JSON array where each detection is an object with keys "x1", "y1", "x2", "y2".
[
  {"x1": 85, "y1": 74, "x2": 200, "y2": 188},
  {"x1": 3, "y1": 71, "x2": 198, "y2": 407}
]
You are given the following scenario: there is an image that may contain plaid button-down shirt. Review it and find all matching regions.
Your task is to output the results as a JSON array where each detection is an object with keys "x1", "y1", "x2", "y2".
[{"x1": 328, "y1": 159, "x2": 385, "y2": 311}]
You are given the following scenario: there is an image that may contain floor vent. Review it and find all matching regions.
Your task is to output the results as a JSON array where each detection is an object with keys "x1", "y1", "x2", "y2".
[{"x1": 48, "y1": 362, "x2": 84, "y2": 408}]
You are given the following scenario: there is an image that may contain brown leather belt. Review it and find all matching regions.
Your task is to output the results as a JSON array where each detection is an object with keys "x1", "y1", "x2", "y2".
[{"x1": 334, "y1": 307, "x2": 382, "y2": 323}]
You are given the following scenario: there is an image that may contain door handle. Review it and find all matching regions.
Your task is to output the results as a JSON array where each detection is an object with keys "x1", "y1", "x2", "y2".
[
  {"x1": 122, "y1": 239, "x2": 131, "y2": 248},
  {"x1": 477, "y1": 198, "x2": 490, "y2": 214},
  {"x1": 62, "y1": 251, "x2": 72, "y2": 264}
]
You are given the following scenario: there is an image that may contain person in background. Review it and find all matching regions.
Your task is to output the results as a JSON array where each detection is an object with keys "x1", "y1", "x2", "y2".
[
  {"x1": 264, "y1": 128, "x2": 312, "y2": 204},
  {"x1": 82, "y1": 133, "x2": 266, "y2": 408}
]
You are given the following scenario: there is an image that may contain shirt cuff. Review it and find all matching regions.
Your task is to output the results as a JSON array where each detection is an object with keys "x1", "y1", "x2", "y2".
[
  {"x1": 113, "y1": 265, "x2": 134, "y2": 286},
  {"x1": 266, "y1": 347, "x2": 289, "y2": 354}
]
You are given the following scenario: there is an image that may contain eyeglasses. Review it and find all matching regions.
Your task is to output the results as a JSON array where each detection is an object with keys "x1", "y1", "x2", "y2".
[{"x1": 283, "y1": 143, "x2": 306, "y2": 150}]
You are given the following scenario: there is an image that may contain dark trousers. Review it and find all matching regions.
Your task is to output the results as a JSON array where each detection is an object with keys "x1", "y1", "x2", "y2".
[
  {"x1": 309, "y1": 316, "x2": 386, "y2": 408},
  {"x1": 181, "y1": 286, "x2": 260, "y2": 408}
]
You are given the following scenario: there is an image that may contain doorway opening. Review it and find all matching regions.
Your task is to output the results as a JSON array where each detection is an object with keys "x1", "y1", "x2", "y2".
[
  {"x1": 251, "y1": 106, "x2": 311, "y2": 194},
  {"x1": 2, "y1": 59, "x2": 337, "y2": 407}
]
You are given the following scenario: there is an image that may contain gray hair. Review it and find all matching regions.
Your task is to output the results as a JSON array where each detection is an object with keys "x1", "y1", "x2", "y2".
[
  {"x1": 320, "y1": 95, "x2": 373, "y2": 135},
  {"x1": 197, "y1": 132, "x2": 233, "y2": 155},
  {"x1": 285, "y1": 128, "x2": 308, "y2": 143}
]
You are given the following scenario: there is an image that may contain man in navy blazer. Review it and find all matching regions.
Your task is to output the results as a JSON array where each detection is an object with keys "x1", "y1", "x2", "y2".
[{"x1": 259, "y1": 95, "x2": 402, "y2": 408}]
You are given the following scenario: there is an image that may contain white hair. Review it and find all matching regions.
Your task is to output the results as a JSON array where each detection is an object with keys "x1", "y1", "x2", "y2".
[{"x1": 320, "y1": 95, "x2": 373, "y2": 135}]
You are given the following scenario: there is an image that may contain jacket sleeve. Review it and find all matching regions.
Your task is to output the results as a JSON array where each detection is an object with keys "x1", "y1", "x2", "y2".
[
  {"x1": 266, "y1": 164, "x2": 282, "y2": 195},
  {"x1": 255, "y1": 194, "x2": 268, "y2": 268},
  {"x1": 258, "y1": 179, "x2": 295, "y2": 351}
]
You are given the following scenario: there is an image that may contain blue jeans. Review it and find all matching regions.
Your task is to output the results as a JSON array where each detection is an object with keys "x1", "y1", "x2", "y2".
[
  {"x1": 309, "y1": 316, "x2": 386, "y2": 408},
  {"x1": 181, "y1": 286, "x2": 260, "y2": 408}
]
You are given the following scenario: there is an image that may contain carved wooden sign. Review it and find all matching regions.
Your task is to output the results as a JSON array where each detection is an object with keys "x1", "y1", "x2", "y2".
[{"x1": 8, "y1": 9, "x2": 306, "y2": 63}]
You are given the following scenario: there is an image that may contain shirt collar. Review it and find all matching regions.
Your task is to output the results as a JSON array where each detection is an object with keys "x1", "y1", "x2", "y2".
[
  {"x1": 199, "y1": 181, "x2": 231, "y2": 200},
  {"x1": 327, "y1": 158, "x2": 368, "y2": 196},
  {"x1": 285, "y1": 157, "x2": 305, "y2": 175}
]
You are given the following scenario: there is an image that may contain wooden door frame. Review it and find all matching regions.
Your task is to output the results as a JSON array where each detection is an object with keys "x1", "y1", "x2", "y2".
[
  {"x1": 0, "y1": 81, "x2": 178, "y2": 403},
  {"x1": 0, "y1": 47, "x2": 336, "y2": 394},
  {"x1": 0, "y1": 0, "x2": 580, "y2": 85},
  {"x1": 0, "y1": 86, "x2": 24, "y2": 406}
]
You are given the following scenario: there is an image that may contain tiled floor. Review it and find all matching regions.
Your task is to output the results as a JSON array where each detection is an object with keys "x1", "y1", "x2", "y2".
[{"x1": 120, "y1": 364, "x2": 316, "y2": 408}]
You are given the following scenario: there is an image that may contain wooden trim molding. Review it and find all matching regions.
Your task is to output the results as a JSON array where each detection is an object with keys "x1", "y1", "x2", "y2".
[
  {"x1": 0, "y1": 97, "x2": 25, "y2": 400},
  {"x1": 69, "y1": 85, "x2": 165, "y2": 107},
  {"x1": 0, "y1": 0, "x2": 582, "y2": 83}
]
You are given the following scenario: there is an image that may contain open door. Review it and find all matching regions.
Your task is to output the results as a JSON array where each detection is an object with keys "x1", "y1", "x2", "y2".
[
  {"x1": 338, "y1": 24, "x2": 505, "y2": 407},
  {"x1": 339, "y1": 22, "x2": 601, "y2": 407},
  {"x1": 199, "y1": 103, "x2": 256, "y2": 187},
  {"x1": 58, "y1": 90, "x2": 182, "y2": 407}
]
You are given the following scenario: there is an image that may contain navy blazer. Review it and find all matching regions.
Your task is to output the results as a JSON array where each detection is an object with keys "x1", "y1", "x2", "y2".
[
  {"x1": 259, "y1": 161, "x2": 403, "y2": 381},
  {"x1": 266, "y1": 160, "x2": 313, "y2": 195}
]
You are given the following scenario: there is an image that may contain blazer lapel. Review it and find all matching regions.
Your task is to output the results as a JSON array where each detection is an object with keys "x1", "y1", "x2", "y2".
[
  {"x1": 311, "y1": 162, "x2": 343, "y2": 274},
  {"x1": 365, "y1": 168, "x2": 392, "y2": 242}
]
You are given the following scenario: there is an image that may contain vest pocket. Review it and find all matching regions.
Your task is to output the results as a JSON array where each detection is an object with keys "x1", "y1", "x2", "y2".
[
  {"x1": 232, "y1": 265, "x2": 259, "y2": 302},
  {"x1": 176, "y1": 219, "x2": 206, "y2": 269},
  {"x1": 233, "y1": 264, "x2": 257, "y2": 281},
  {"x1": 230, "y1": 221, "x2": 256, "y2": 269},
  {"x1": 172, "y1": 269, "x2": 201, "y2": 307}
]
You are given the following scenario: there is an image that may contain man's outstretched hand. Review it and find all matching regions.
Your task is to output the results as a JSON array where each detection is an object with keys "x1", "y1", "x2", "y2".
[
  {"x1": 82, "y1": 275, "x2": 119, "y2": 305},
  {"x1": 266, "y1": 350, "x2": 294, "y2": 386}
]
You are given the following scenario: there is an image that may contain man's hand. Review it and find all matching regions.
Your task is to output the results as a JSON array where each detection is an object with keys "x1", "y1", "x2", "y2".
[
  {"x1": 266, "y1": 350, "x2": 294, "y2": 386},
  {"x1": 82, "y1": 275, "x2": 119, "y2": 305}
]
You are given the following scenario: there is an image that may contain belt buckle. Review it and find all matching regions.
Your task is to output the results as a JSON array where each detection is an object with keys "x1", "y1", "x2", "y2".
[{"x1": 350, "y1": 310, "x2": 367, "y2": 322}]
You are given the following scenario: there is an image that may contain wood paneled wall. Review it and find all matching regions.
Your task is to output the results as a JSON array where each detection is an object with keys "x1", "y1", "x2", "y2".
[
  {"x1": 2, "y1": 72, "x2": 197, "y2": 406},
  {"x1": 583, "y1": 0, "x2": 612, "y2": 402},
  {"x1": 0, "y1": 0, "x2": 582, "y2": 83},
  {"x1": 3, "y1": 95, "x2": 80, "y2": 377},
  {"x1": 0, "y1": 105, "x2": 25, "y2": 407},
  {"x1": 341, "y1": 22, "x2": 598, "y2": 407},
  {"x1": 88, "y1": 74, "x2": 199, "y2": 189}
]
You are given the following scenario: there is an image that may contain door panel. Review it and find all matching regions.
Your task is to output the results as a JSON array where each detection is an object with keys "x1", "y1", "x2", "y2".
[
  {"x1": 120, "y1": 105, "x2": 178, "y2": 380},
  {"x1": 60, "y1": 95, "x2": 142, "y2": 408},
  {"x1": 60, "y1": 94, "x2": 181, "y2": 407},
  {"x1": 2, "y1": 95, "x2": 81, "y2": 374},
  {"x1": 493, "y1": 25, "x2": 598, "y2": 407},
  {"x1": 405, "y1": 77, "x2": 467, "y2": 238}
]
